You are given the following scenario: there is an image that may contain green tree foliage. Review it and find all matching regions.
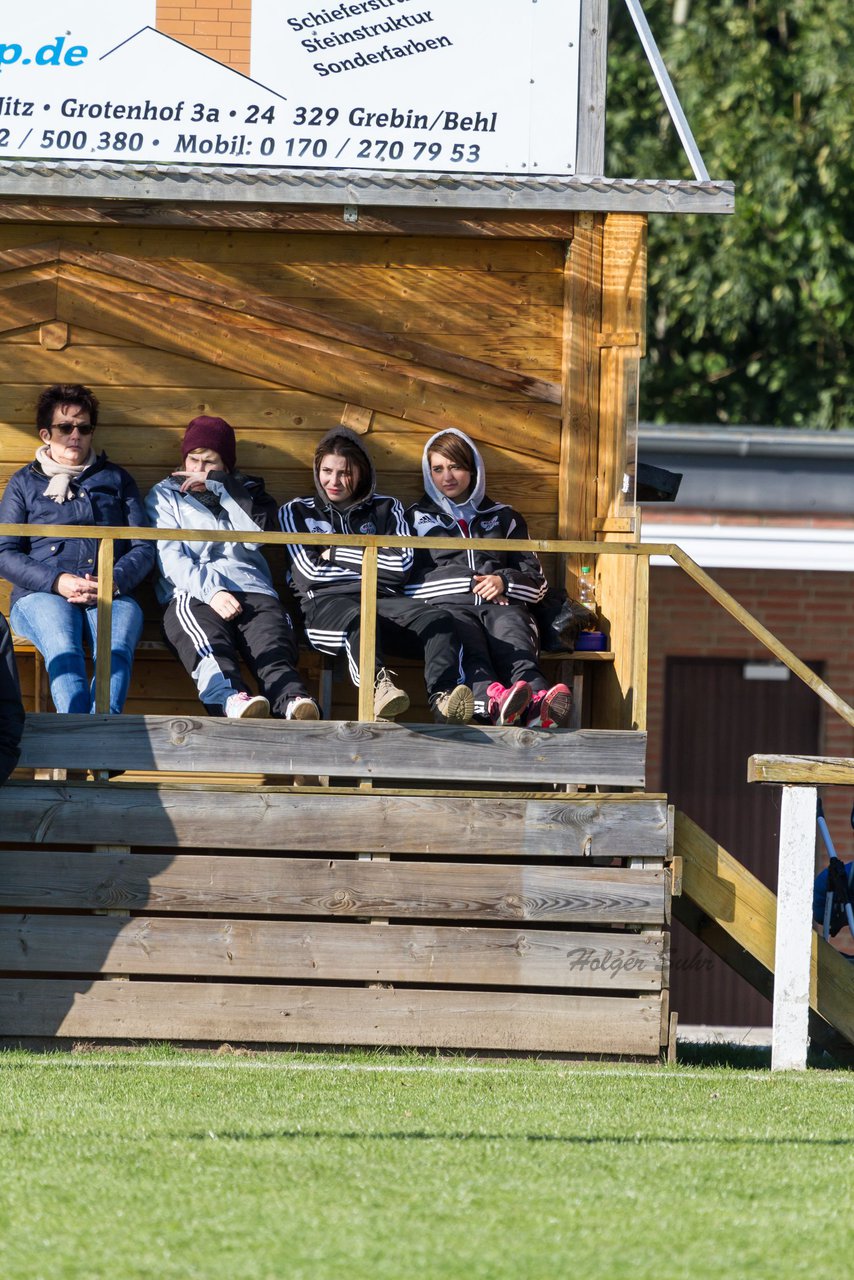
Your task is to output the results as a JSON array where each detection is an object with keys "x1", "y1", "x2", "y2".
[{"x1": 606, "y1": 0, "x2": 854, "y2": 428}]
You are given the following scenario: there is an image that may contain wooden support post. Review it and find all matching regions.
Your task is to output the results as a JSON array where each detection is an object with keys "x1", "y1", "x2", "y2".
[
  {"x1": 632, "y1": 548, "x2": 650, "y2": 732},
  {"x1": 575, "y1": 0, "x2": 609, "y2": 175},
  {"x1": 94, "y1": 844, "x2": 131, "y2": 979},
  {"x1": 358, "y1": 545, "x2": 379, "y2": 722},
  {"x1": 94, "y1": 538, "x2": 114, "y2": 716},
  {"x1": 772, "y1": 785, "x2": 816, "y2": 1071}
]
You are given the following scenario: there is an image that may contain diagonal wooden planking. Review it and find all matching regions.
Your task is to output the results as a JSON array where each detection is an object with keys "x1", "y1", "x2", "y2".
[
  {"x1": 0, "y1": 277, "x2": 57, "y2": 334},
  {"x1": 55, "y1": 244, "x2": 562, "y2": 406},
  {"x1": 56, "y1": 274, "x2": 560, "y2": 460},
  {"x1": 0, "y1": 240, "x2": 560, "y2": 460}
]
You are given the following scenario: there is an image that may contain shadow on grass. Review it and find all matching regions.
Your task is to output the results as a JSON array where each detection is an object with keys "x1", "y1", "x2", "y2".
[
  {"x1": 676, "y1": 1042, "x2": 772, "y2": 1070},
  {"x1": 678, "y1": 1040, "x2": 854, "y2": 1071},
  {"x1": 182, "y1": 1129, "x2": 854, "y2": 1146}
]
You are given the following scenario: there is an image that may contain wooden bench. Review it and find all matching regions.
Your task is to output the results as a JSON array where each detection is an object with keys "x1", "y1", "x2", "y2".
[{"x1": 0, "y1": 713, "x2": 671, "y2": 1057}]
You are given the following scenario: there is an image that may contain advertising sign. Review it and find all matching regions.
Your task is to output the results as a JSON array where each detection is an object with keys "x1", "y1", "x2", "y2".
[{"x1": 0, "y1": 0, "x2": 580, "y2": 175}]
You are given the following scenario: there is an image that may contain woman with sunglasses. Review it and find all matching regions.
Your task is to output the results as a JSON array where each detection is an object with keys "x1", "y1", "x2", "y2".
[{"x1": 0, "y1": 384, "x2": 154, "y2": 713}]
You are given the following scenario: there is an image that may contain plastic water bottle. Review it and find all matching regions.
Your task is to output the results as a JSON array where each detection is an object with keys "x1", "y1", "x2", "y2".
[{"x1": 578, "y1": 566, "x2": 596, "y2": 617}]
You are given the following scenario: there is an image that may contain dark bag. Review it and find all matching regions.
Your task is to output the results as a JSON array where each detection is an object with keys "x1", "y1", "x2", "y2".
[{"x1": 531, "y1": 588, "x2": 596, "y2": 653}]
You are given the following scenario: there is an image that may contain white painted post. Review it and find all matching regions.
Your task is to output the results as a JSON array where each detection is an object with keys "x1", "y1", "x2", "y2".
[{"x1": 771, "y1": 785, "x2": 816, "y2": 1070}]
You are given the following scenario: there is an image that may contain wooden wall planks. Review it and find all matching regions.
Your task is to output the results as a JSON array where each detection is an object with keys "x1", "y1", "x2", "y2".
[
  {"x1": 0, "y1": 850, "x2": 669, "y2": 920},
  {"x1": 0, "y1": 785, "x2": 668, "y2": 855},
  {"x1": 0, "y1": 979, "x2": 665, "y2": 1055},
  {"x1": 0, "y1": 915, "x2": 667, "y2": 990}
]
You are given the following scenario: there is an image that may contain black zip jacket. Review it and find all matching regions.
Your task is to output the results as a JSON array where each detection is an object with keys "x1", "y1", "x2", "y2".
[
  {"x1": 278, "y1": 427, "x2": 413, "y2": 603},
  {"x1": 404, "y1": 428, "x2": 546, "y2": 607}
]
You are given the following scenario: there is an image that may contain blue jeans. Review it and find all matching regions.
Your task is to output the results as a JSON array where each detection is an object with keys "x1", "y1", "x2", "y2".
[{"x1": 11, "y1": 593, "x2": 144, "y2": 714}]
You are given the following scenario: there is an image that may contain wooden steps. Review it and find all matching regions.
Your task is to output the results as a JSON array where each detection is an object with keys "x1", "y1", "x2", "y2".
[{"x1": 0, "y1": 714, "x2": 671, "y2": 1057}]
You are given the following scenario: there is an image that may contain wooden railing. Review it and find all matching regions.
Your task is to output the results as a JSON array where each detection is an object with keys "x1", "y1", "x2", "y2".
[
  {"x1": 748, "y1": 755, "x2": 854, "y2": 1071},
  {"x1": 2, "y1": 523, "x2": 854, "y2": 729}
]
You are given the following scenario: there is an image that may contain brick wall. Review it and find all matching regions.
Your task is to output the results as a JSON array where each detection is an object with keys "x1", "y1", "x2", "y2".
[
  {"x1": 156, "y1": 1, "x2": 251, "y2": 73},
  {"x1": 647, "y1": 565, "x2": 854, "y2": 835}
]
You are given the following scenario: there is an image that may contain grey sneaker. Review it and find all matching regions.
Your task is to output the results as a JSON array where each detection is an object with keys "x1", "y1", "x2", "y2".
[
  {"x1": 374, "y1": 668, "x2": 410, "y2": 720},
  {"x1": 433, "y1": 685, "x2": 475, "y2": 724}
]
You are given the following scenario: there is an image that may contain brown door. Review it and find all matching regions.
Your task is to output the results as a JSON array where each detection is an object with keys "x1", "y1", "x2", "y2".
[{"x1": 663, "y1": 656, "x2": 823, "y2": 1027}]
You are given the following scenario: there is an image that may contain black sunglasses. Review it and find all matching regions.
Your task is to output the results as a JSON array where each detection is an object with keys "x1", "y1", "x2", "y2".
[{"x1": 50, "y1": 421, "x2": 95, "y2": 436}]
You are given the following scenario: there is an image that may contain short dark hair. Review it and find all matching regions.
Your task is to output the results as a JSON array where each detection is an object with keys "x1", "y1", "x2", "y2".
[
  {"x1": 36, "y1": 384, "x2": 99, "y2": 432},
  {"x1": 314, "y1": 434, "x2": 370, "y2": 500},
  {"x1": 427, "y1": 432, "x2": 476, "y2": 473}
]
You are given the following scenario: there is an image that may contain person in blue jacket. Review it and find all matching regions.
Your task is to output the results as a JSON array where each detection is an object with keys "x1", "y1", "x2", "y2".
[{"x1": 0, "y1": 384, "x2": 154, "y2": 714}]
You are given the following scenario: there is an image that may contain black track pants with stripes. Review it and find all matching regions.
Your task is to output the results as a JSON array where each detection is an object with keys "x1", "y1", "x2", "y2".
[
  {"x1": 163, "y1": 591, "x2": 308, "y2": 715},
  {"x1": 301, "y1": 593, "x2": 464, "y2": 696},
  {"x1": 438, "y1": 600, "x2": 547, "y2": 708}
]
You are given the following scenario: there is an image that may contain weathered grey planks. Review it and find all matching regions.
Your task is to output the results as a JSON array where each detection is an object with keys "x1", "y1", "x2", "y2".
[
  {"x1": 0, "y1": 979, "x2": 664, "y2": 1054},
  {"x1": 17, "y1": 715, "x2": 647, "y2": 786},
  {"x1": 1, "y1": 716, "x2": 666, "y2": 1056},
  {"x1": 0, "y1": 851, "x2": 668, "y2": 922},
  {"x1": 0, "y1": 916, "x2": 665, "y2": 991},
  {"x1": 0, "y1": 783, "x2": 667, "y2": 857}
]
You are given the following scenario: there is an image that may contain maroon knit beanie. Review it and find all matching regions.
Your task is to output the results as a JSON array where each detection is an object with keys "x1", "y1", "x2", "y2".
[{"x1": 181, "y1": 416, "x2": 237, "y2": 472}]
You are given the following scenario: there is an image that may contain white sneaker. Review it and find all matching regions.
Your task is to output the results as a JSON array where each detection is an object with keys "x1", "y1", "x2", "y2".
[
  {"x1": 225, "y1": 692, "x2": 270, "y2": 719},
  {"x1": 285, "y1": 696, "x2": 320, "y2": 721}
]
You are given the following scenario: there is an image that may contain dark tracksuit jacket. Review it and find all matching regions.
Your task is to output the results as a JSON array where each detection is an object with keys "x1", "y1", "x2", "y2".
[
  {"x1": 278, "y1": 427, "x2": 462, "y2": 697},
  {"x1": 405, "y1": 427, "x2": 548, "y2": 711}
]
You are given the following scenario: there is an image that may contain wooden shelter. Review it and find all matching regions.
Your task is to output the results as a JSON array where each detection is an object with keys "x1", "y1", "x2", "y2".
[{"x1": 0, "y1": 0, "x2": 763, "y2": 1059}]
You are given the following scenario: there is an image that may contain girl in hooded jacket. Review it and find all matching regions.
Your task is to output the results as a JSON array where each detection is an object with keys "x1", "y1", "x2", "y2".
[
  {"x1": 279, "y1": 427, "x2": 473, "y2": 723},
  {"x1": 405, "y1": 428, "x2": 572, "y2": 728}
]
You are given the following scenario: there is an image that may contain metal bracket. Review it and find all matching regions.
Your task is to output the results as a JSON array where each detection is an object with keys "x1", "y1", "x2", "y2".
[{"x1": 622, "y1": 0, "x2": 711, "y2": 182}]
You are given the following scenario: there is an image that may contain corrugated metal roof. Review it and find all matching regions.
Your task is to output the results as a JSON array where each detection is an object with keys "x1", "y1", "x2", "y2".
[
  {"x1": 638, "y1": 424, "x2": 854, "y2": 515},
  {"x1": 0, "y1": 159, "x2": 734, "y2": 213},
  {"x1": 640, "y1": 423, "x2": 854, "y2": 460}
]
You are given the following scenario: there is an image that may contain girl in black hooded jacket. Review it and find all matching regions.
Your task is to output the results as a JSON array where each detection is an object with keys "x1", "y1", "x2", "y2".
[
  {"x1": 405, "y1": 428, "x2": 572, "y2": 727},
  {"x1": 279, "y1": 428, "x2": 473, "y2": 723}
]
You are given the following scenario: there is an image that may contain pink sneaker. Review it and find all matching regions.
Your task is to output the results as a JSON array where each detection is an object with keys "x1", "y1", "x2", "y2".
[
  {"x1": 486, "y1": 680, "x2": 532, "y2": 726},
  {"x1": 541, "y1": 682, "x2": 572, "y2": 729},
  {"x1": 524, "y1": 688, "x2": 547, "y2": 727}
]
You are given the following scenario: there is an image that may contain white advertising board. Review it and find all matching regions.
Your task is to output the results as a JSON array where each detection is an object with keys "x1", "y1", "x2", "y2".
[{"x1": 0, "y1": 0, "x2": 580, "y2": 175}]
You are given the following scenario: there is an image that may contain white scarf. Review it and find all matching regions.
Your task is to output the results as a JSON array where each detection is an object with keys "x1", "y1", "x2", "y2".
[{"x1": 36, "y1": 444, "x2": 96, "y2": 504}]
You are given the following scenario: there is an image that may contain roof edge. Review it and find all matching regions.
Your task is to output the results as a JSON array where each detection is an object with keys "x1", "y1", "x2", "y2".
[
  {"x1": 640, "y1": 424, "x2": 854, "y2": 460},
  {"x1": 0, "y1": 161, "x2": 735, "y2": 215}
]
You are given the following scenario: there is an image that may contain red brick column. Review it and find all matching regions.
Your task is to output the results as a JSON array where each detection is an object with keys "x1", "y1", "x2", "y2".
[{"x1": 156, "y1": 1, "x2": 251, "y2": 74}]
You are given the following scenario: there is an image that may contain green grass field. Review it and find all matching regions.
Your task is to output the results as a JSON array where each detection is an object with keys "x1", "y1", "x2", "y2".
[{"x1": 1, "y1": 1045, "x2": 851, "y2": 1280}]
